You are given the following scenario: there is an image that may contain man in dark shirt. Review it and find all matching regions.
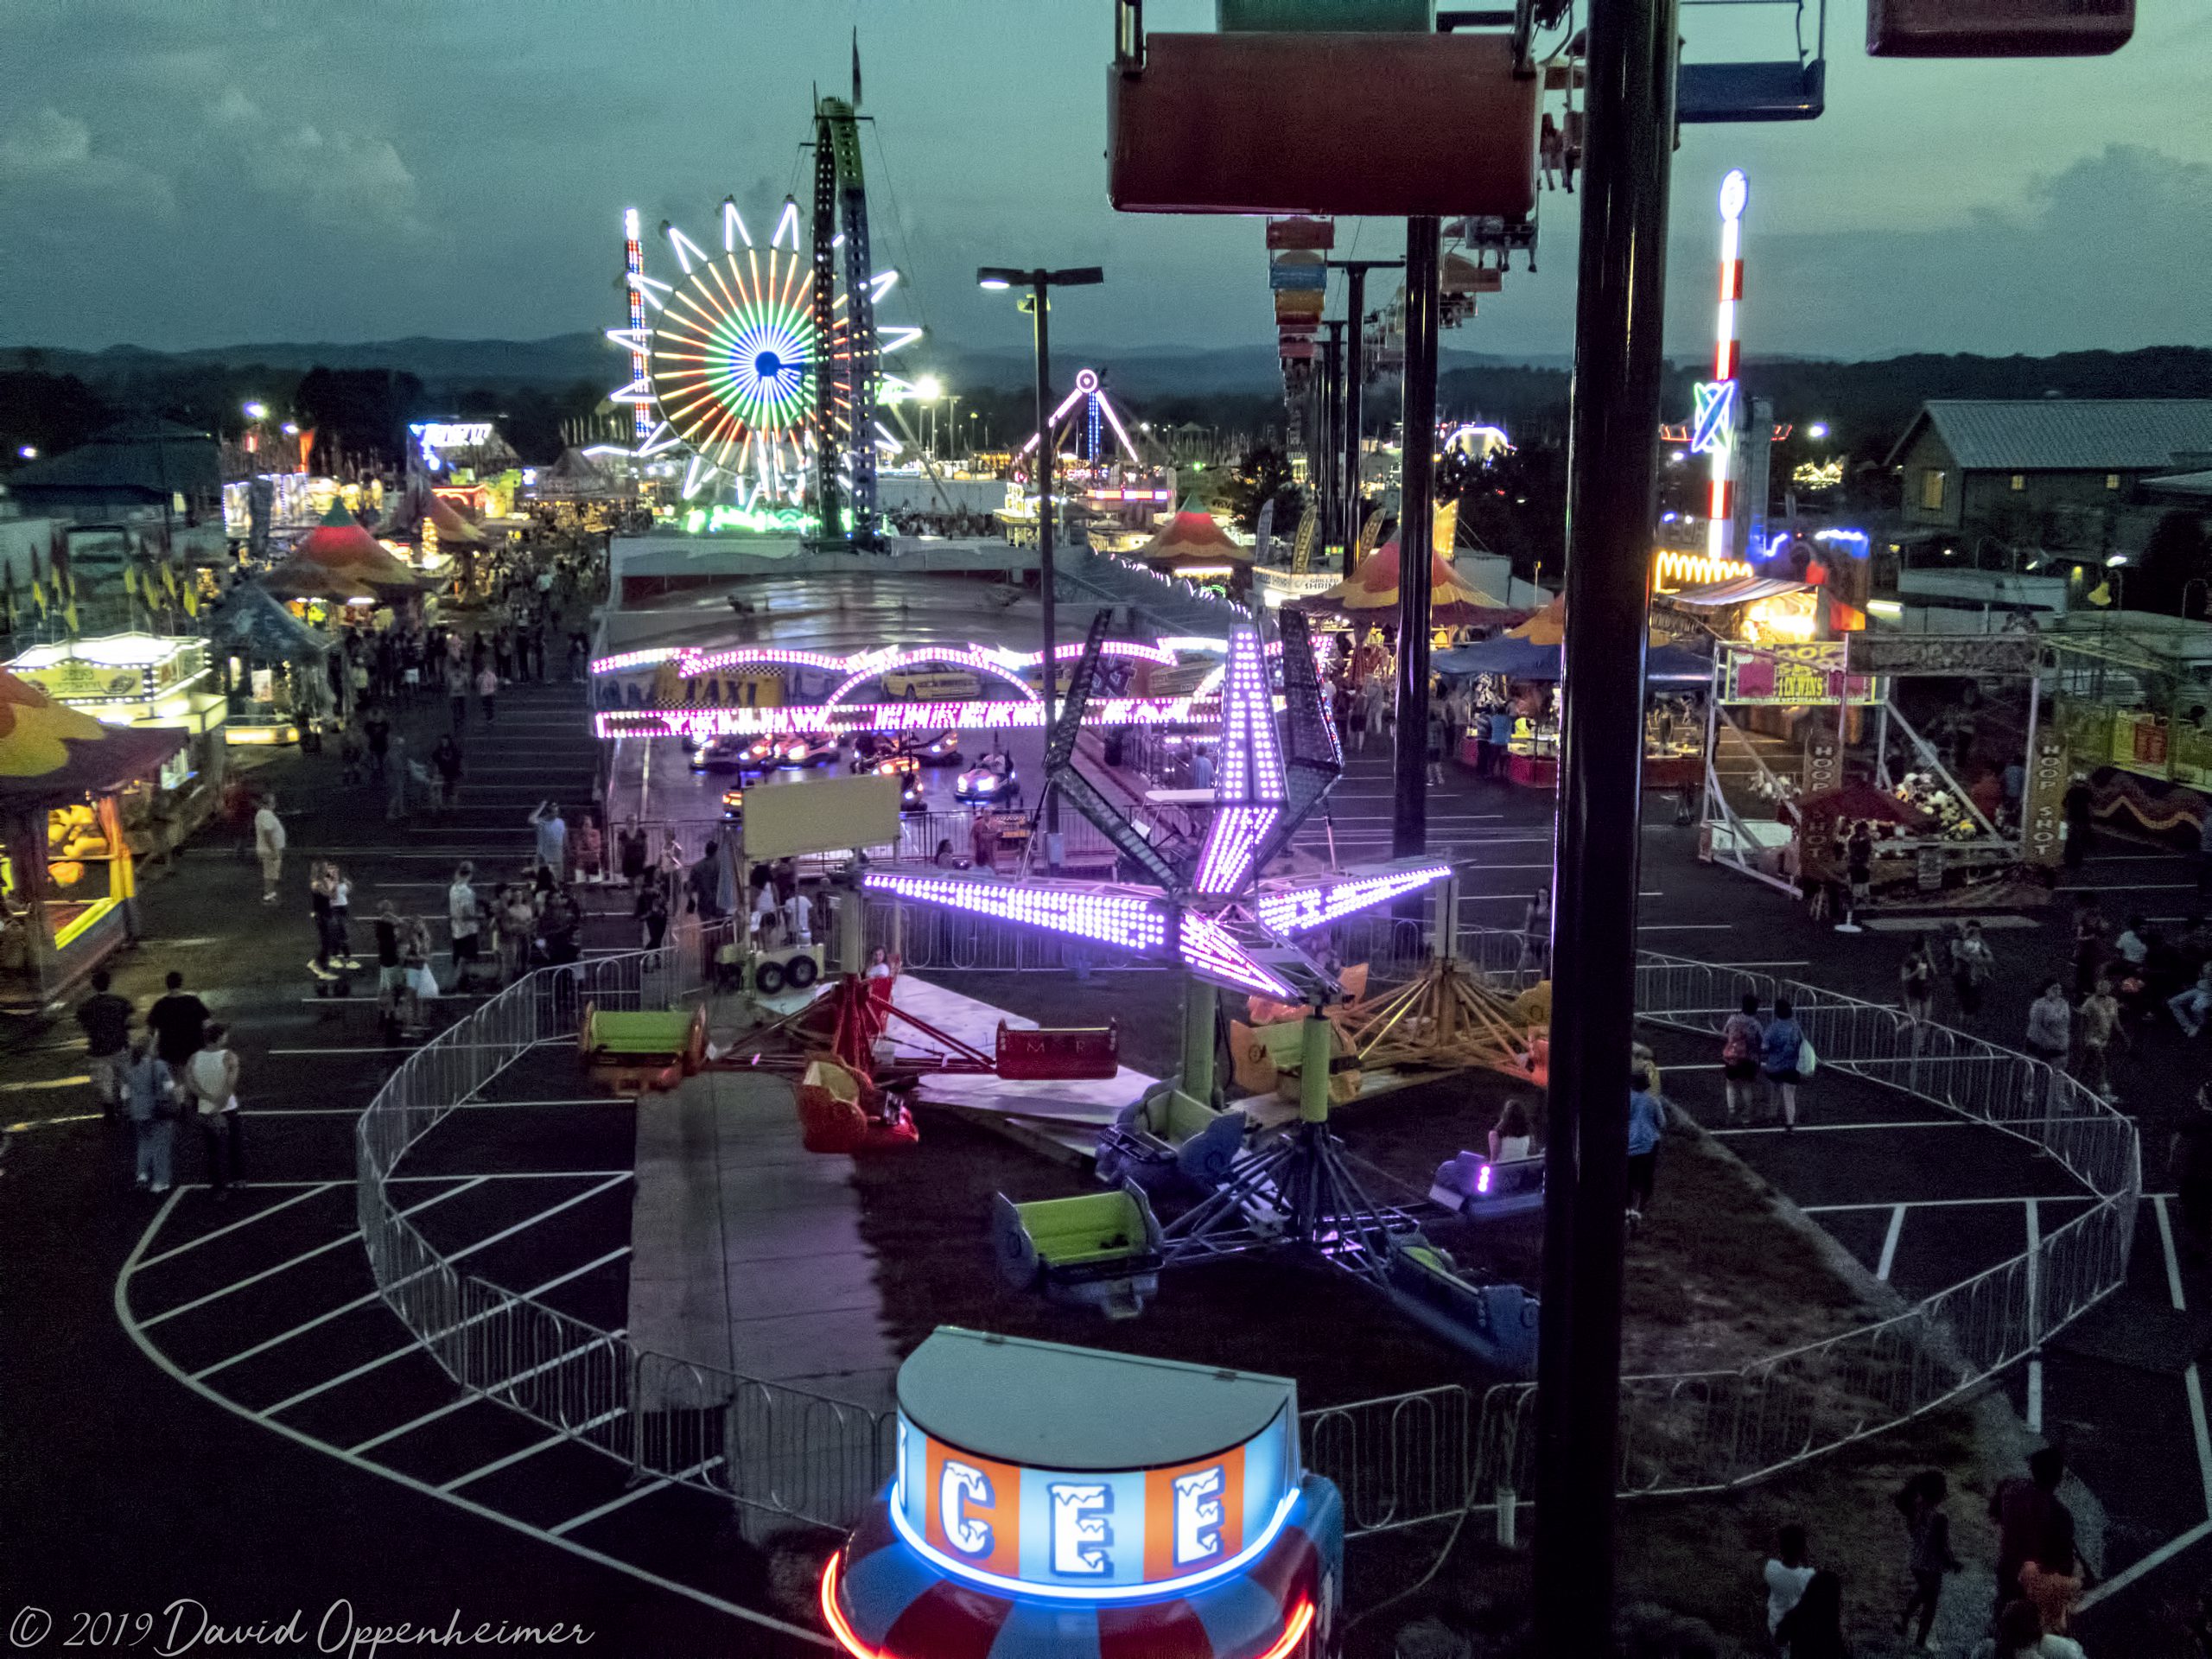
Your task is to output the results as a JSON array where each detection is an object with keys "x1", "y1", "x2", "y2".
[
  {"x1": 1990, "y1": 1444, "x2": 2065, "y2": 1618},
  {"x1": 145, "y1": 971, "x2": 211, "y2": 1069},
  {"x1": 75, "y1": 969, "x2": 133, "y2": 1122}
]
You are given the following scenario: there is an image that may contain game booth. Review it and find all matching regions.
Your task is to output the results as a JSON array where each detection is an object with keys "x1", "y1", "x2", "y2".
[
  {"x1": 0, "y1": 669, "x2": 185, "y2": 1005},
  {"x1": 1433, "y1": 634, "x2": 1713, "y2": 789},
  {"x1": 823, "y1": 1328, "x2": 1342, "y2": 1659}
]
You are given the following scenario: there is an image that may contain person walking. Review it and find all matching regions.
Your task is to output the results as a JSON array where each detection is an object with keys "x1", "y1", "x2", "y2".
[
  {"x1": 1761, "y1": 995, "x2": 1807, "y2": 1128},
  {"x1": 446, "y1": 660, "x2": 469, "y2": 733},
  {"x1": 1763, "y1": 1523, "x2": 1815, "y2": 1652},
  {"x1": 310, "y1": 860, "x2": 337, "y2": 973},
  {"x1": 1625, "y1": 1068, "x2": 1665, "y2": 1226},
  {"x1": 475, "y1": 662, "x2": 499, "y2": 724},
  {"x1": 1991, "y1": 1446, "x2": 2068, "y2": 1625},
  {"x1": 253, "y1": 792, "x2": 286, "y2": 904},
  {"x1": 1719, "y1": 991, "x2": 1764, "y2": 1123},
  {"x1": 2170, "y1": 959, "x2": 2212, "y2": 1039},
  {"x1": 431, "y1": 735, "x2": 463, "y2": 812},
  {"x1": 1951, "y1": 921, "x2": 1995, "y2": 1020},
  {"x1": 1899, "y1": 943, "x2": 1936, "y2": 1027},
  {"x1": 498, "y1": 885, "x2": 536, "y2": 983},
  {"x1": 1976, "y1": 1600, "x2": 2086, "y2": 1659},
  {"x1": 531, "y1": 803, "x2": 568, "y2": 880},
  {"x1": 75, "y1": 969, "x2": 133, "y2": 1124},
  {"x1": 186, "y1": 1022, "x2": 243, "y2": 1200},
  {"x1": 372, "y1": 900, "x2": 409, "y2": 1039},
  {"x1": 364, "y1": 707, "x2": 391, "y2": 783},
  {"x1": 2078, "y1": 978, "x2": 2123, "y2": 1099},
  {"x1": 123, "y1": 1033, "x2": 179, "y2": 1194},
  {"x1": 1519, "y1": 887, "x2": 1551, "y2": 974},
  {"x1": 146, "y1": 970, "x2": 209, "y2": 1071},
  {"x1": 1837, "y1": 820, "x2": 1874, "y2": 932},
  {"x1": 2060, "y1": 772, "x2": 2094, "y2": 869},
  {"x1": 2025, "y1": 979, "x2": 2072, "y2": 1070},
  {"x1": 638, "y1": 882, "x2": 670, "y2": 950},
  {"x1": 447, "y1": 862, "x2": 483, "y2": 993},
  {"x1": 572, "y1": 813, "x2": 604, "y2": 885},
  {"x1": 1895, "y1": 1470, "x2": 1963, "y2": 1651},
  {"x1": 618, "y1": 819, "x2": 648, "y2": 890},
  {"x1": 1424, "y1": 703, "x2": 1447, "y2": 788}
]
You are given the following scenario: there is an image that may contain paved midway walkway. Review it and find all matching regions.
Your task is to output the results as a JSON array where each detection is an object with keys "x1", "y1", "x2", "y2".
[{"x1": 628, "y1": 1068, "x2": 900, "y2": 1411}]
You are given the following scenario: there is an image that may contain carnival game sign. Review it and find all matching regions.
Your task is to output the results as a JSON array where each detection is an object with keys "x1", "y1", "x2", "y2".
[{"x1": 1721, "y1": 642, "x2": 1878, "y2": 707}]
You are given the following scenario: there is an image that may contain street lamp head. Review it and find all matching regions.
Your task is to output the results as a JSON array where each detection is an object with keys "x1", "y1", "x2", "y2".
[
  {"x1": 244, "y1": 401, "x2": 270, "y2": 420},
  {"x1": 915, "y1": 374, "x2": 944, "y2": 402},
  {"x1": 281, "y1": 422, "x2": 301, "y2": 436},
  {"x1": 1808, "y1": 422, "x2": 1829, "y2": 440},
  {"x1": 976, "y1": 268, "x2": 1019, "y2": 290},
  {"x1": 1046, "y1": 266, "x2": 1106, "y2": 288}
]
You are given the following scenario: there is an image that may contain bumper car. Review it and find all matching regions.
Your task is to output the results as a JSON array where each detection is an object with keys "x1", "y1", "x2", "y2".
[
  {"x1": 689, "y1": 735, "x2": 749, "y2": 773},
  {"x1": 777, "y1": 733, "x2": 840, "y2": 769},
  {"x1": 912, "y1": 730, "x2": 963, "y2": 767},
  {"x1": 720, "y1": 785, "x2": 744, "y2": 822},
  {"x1": 954, "y1": 756, "x2": 1020, "y2": 805},
  {"x1": 579, "y1": 1001, "x2": 707, "y2": 1094}
]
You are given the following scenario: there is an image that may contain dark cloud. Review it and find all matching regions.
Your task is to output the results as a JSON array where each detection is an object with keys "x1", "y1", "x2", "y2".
[{"x1": 2, "y1": 0, "x2": 2205, "y2": 362}]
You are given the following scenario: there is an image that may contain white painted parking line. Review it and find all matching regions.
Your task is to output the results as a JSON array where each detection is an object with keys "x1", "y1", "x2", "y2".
[
  {"x1": 150, "y1": 1180, "x2": 486, "y2": 1329},
  {"x1": 264, "y1": 1341, "x2": 423, "y2": 1414},
  {"x1": 246, "y1": 1097, "x2": 632, "y2": 1117},
  {"x1": 1877, "y1": 1205, "x2": 1907, "y2": 1281},
  {"x1": 2056, "y1": 883, "x2": 2200, "y2": 893},
  {"x1": 134, "y1": 1184, "x2": 341, "y2": 1269},
  {"x1": 441, "y1": 1429, "x2": 575, "y2": 1491},
  {"x1": 548, "y1": 1455, "x2": 723, "y2": 1536},
  {"x1": 1713, "y1": 1121, "x2": 1973, "y2": 1137},
  {"x1": 223, "y1": 1171, "x2": 632, "y2": 1188},
  {"x1": 1803, "y1": 1192, "x2": 2117, "y2": 1215},
  {"x1": 2153, "y1": 1196, "x2": 2212, "y2": 1519},
  {"x1": 1637, "y1": 924, "x2": 1732, "y2": 932},
  {"x1": 348, "y1": 1395, "x2": 481, "y2": 1454},
  {"x1": 442, "y1": 1174, "x2": 632, "y2": 1268}
]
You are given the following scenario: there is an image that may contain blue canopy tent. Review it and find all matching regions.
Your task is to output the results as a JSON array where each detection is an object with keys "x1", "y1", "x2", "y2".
[{"x1": 1434, "y1": 639, "x2": 1713, "y2": 684}]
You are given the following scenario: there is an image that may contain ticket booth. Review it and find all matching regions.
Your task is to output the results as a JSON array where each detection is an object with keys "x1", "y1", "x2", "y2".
[{"x1": 824, "y1": 1328, "x2": 1343, "y2": 1658}]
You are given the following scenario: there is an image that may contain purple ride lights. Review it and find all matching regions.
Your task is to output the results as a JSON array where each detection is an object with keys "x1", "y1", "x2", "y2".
[
  {"x1": 861, "y1": 874, "x2": 1171, "y2": 955},
  {"x1": 592, "y1": 697, "x2": 1216, "y2": 738},
  {"x1": 1178, "y1": 914, "x2": 1297, "y2": 1000},
  {"x1": 1255, "y1": 864, "x2": 1454, "y2": 935},
  {"x1": 1191, "y1": 627, "x2": 1290, "y2": 896}
]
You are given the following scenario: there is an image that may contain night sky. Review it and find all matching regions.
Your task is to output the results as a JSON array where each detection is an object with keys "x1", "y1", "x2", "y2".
[{"x1": 3, "y1": 0, "x2": 2208, "y2": 363}]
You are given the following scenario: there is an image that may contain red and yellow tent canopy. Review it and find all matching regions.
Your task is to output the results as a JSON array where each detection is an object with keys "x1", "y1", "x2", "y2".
[
  {"x1": 270, "y1": 500, "x2": 418, "y2": 594},
  {"x1": 0, "y1": 670, "x2": 184, "y2": 813},
  {"x1": 1294, "y1": 537, "x2": 1525, "y2": 630},
  {"x1": 1138, "y1": 496, "x2": 1250, "y2": 566}
]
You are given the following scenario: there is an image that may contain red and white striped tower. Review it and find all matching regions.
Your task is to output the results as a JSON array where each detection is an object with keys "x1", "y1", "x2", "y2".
[
  {"x1": 623, "y1": 208, "x2": 651, "y2": 443},
  {"x1": 1707, "y1": 168, "x2": 1748, "y2": 562}
]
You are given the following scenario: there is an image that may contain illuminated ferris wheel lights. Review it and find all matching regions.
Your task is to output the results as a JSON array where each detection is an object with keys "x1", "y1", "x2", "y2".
[
  {"x1": 721, "y1": 197, "x2": 750, "y2": 251},
  {"x1": 664, "y1": 222, "x2": 709, "y2": 275},
  {"x1": 772, "y1": 198, "x2": 800, "y2": 250}
]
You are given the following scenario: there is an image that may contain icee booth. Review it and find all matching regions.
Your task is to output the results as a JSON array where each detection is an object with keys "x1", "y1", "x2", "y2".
[{"x1": 824, "y1": 1328, "x2": 1343, "y2": 1659}]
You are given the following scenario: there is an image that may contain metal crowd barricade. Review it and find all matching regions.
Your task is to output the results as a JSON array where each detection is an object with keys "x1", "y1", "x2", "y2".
[{"x1": 357, "y1": 898, "x2": 2139, "y2": 1542}]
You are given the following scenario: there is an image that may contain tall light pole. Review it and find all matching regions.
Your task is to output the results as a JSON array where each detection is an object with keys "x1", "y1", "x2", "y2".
[{"x1": 978, "y1": 264, "x2": 1105, "y2": 860}]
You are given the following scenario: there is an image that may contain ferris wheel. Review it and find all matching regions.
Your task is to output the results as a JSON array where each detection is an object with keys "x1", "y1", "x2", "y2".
[{"x1": 602, "y1": 191, "x2": 918, "y2": 517}]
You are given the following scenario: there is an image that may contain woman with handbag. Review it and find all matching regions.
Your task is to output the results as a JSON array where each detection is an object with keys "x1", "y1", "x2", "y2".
[
  {"x1": 1762, "y1": 995, "x2": 1809, "y2": 1129},
  {"x1": 187, "y1": 1022, "x2": 243, "y2": 1200}
]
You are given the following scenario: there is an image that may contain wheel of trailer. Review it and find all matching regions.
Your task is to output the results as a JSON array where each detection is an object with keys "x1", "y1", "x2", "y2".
[
  {"x1": 786, "y1": 953, "x2": 818, "y2": 989},
  {"x1": 755, "y1": 959, "x2": 786, "y2": 995}
]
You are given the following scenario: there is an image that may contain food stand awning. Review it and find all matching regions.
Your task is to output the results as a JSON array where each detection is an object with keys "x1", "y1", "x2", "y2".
[
  {"x1": 285, "y1": 499, "x2": 423, "y2": 591},
  {"x1": 1668, "y1": 575, "x2": 1811, "y2": 607},
  {"x1": 1291, "y1": 537, "x2": 1526, "y2": 630},
  {"x1": 207, "y1": 584, "x2": 331, "y2": 660},
  {"x1": 1434, "y1": 638, "x2": 1713, "y2": 684},
  {"x1": 0, "y1": 672, "x2": 187, "y2": 809}
]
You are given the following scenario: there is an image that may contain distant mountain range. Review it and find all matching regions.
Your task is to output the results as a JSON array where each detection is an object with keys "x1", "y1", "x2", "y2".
[{"x1": 4, "y1": 334, "x2": 1579, "y2": 397}]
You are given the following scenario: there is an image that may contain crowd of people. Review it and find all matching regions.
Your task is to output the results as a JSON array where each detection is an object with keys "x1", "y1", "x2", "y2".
[
  {"x1": 79, "y1": 968, "x2": 242, "y2": 1201},
  {"x1": 1759, "y1": 1445, "x2": 2094, "y2": 1656}
]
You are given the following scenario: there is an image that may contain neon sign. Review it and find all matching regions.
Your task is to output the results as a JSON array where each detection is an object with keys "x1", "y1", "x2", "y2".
[{"x1": 677, "y1": 504, "x2": 821, "y2": 536}]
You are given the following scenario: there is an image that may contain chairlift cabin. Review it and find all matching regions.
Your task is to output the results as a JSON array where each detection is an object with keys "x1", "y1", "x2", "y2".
[
  {"x1": 1866, "y1": 0, "x2": 2133, "y2": 57},
  {"x1": 1675, "y1": 0, "x2": 1828, "y2": 124},
  {"x1": 1109, "y1": 0, "x2": 1541, "y2": 218}
]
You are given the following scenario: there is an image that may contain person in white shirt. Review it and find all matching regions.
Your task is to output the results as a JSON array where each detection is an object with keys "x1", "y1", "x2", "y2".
[
  {"x1": 1763, "y1": 1523, "x2": 1815, "y2": 1645},
  {"x1": 253, "y1": 795, "x2": 287, "y2": 904},
  {"x1": 782, "y1": 887, "x2": 814, "y2": 946},
  {"x1": 447, "y1": 862, "x2": 483, "y2": 992},
  {"x1": 187, "y1": 1022, "x2": 243, "y2": 1199}
]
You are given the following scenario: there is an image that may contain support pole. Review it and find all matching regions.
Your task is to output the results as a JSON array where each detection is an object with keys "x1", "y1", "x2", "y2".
[
  {"x1": 1031, "y1": 278, "x2": 1061, "y2": 851},
  {"x1": 1393, "y1": 219, "x2": 1440, "y2": 861},
  {"x1": 1179, "y1": 975, "x2": 1217, "y2": 1109},
  {"x1": 1341, "y1": 268, "x2": 1367, "y2": 573},
  {"x1": 1299, "y1": 1012, "x2": 1332, "y2": 1123},
  {"x1": 2020, "y1": 664, "x2": 2041, "y2": 858},
  {"x1": 1320, "y1": 321, "x2": 1345, "y2": 566},
  {"x1": 1533, "y1": 0, "x2": 1681, "y2": 1649}
]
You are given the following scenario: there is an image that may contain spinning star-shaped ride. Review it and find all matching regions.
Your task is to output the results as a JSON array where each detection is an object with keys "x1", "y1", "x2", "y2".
[{"x1": 862, "y1": 608, "x2": 1449, "y2": 1004}]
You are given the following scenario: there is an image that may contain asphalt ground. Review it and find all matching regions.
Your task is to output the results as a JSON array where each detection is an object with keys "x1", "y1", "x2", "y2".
[{"x1": 6, "y1": 667, "x2": 2212, "y2": 1654}]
